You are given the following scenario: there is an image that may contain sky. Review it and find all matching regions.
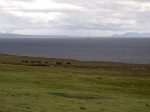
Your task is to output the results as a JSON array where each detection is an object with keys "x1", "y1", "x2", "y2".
[{"x1": 0, "y1": 0, "x2": 150, "y2": 37}]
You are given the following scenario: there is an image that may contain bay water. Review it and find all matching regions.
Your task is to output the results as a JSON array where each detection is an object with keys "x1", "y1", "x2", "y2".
[{"x1": 0, "y1": 35, "x2": 150, "y2": 64}]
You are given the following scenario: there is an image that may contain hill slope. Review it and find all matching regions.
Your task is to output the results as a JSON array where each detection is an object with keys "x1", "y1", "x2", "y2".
[{"x1": 0, "y1": 54, "x2": 150, "y2": 111}]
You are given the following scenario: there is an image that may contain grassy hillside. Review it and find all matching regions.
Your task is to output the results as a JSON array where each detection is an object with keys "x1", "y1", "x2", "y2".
[{"x1": 0, "y1": 54, "x2": 150, "y2": 111}]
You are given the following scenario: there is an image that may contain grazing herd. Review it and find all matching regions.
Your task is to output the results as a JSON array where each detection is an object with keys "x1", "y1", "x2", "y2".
[
  {"x1": 22, "y1": 61, "x2": 49, "y2": 64},
  {"x1": 22, "y1": 60, "x2": 71, "y2": 66}
]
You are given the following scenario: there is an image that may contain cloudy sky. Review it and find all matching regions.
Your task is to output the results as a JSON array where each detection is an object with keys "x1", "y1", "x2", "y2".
[{"x1": 0, "y1": 0, "x2": 150, "y2": 36}]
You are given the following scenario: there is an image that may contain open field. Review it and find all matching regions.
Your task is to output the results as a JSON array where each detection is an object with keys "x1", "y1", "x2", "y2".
[{"x1": 0, "y1": 54, "x2": 150, "y2": 112}]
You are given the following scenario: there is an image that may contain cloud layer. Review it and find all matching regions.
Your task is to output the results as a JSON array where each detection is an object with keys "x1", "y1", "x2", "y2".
[{"x1": 0, "y1": 0, "x2": 150, "y2": 36}]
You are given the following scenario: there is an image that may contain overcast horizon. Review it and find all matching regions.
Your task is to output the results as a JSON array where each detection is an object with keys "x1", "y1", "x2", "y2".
[{"x1": 0, "y1": 0, "x2": 150, "y2": 37}]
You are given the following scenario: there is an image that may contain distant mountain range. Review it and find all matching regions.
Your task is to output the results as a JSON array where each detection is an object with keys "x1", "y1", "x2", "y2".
[
  {"x1": 113, "y1": 32, "x2": 150, "y2": 37},
  {"x1": 0, "y1": 32, "x2": 150, "y2": 37},
  {"x1": 0, "y1": 33, "x2": 21, "y2": 35}
]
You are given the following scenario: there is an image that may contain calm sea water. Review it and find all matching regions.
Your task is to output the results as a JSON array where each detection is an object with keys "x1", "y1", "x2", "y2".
[{"x1": 0, "y1": 35, "x2": 150, "y2": 64}]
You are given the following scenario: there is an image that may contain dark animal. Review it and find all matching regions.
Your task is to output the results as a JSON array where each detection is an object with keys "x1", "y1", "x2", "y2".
[
  {"x1": 31, "y1": 61, "x2": 36, "y2": 63},
  {"x1": 66, "y1": 62, "x2": 71, "y2": 65},
  {"x1": 37, "y1": 61, "x2": 41, "y2": 63}
]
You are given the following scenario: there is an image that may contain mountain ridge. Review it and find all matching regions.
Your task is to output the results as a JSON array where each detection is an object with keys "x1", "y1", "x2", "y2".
[{"x1": 113, "y1": 32, "x2": 150, "y2": 37}]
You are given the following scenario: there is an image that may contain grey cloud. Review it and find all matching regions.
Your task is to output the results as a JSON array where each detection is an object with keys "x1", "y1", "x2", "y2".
[{"x1": 0, "y1": 0, "x2": 150, "y2": 36}]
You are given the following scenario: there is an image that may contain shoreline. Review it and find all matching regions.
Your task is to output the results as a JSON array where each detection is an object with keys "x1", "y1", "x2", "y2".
[{"x1": 0, "y1": 53, "x2": 150, "y2": 72}]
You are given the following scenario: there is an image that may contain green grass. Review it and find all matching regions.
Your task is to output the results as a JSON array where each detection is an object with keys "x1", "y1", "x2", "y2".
[{"x1": 0, "y1": 54, "x2": 150, "y2": 111}]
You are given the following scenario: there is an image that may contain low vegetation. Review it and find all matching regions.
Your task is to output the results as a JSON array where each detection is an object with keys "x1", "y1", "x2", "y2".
[{"x1": 0, "y1": 54, "x2": 150, "y2": 112}]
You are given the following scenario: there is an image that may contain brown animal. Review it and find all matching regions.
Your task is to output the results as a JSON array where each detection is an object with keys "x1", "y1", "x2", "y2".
[{"x1": 66, "y1": 62, "x2": 71, "y2": 65}]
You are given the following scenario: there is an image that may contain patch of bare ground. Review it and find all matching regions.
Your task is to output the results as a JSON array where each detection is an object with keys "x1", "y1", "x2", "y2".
[{"x1": 48, "y1": 92, "x2": 114, "y2": 100}]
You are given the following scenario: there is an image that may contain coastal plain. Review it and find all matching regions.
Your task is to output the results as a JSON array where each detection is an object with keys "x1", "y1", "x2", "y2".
[{"x1": 0, "y1": 54, "x2": 150, "y2": 112}]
